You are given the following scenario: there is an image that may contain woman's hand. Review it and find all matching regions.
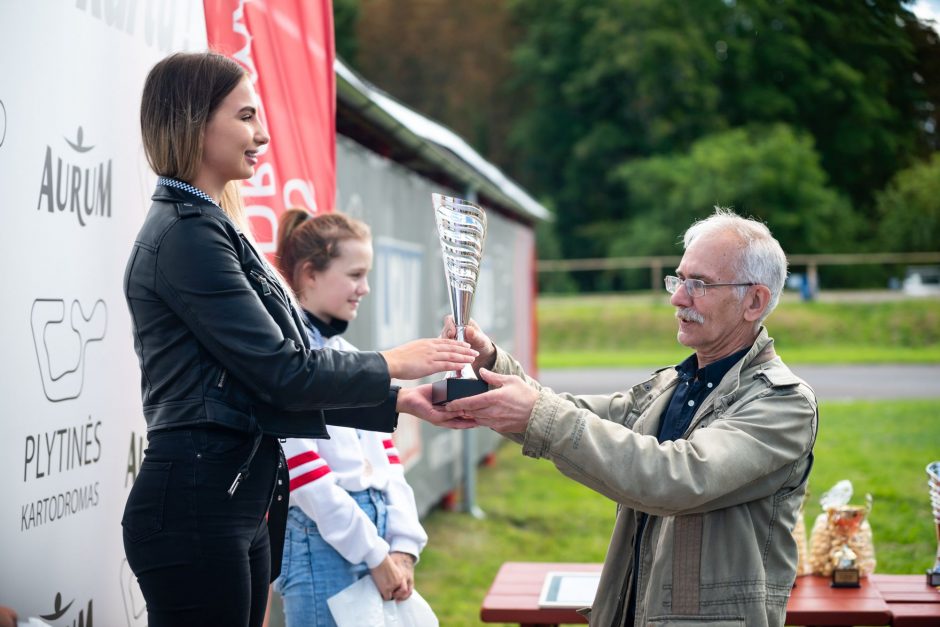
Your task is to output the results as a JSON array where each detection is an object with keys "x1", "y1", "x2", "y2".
[
  {"x1": 389, "y1": 551, "x2": 416, "y2": 600},
  {"x1": 440, "y1": 316, "x2": 496, "y2": 375},
  {"x1": 370, "y1": 555, "x2": 407, "y2": 602},
  {"x1": 381, "y1": 338, "x2": 477, "y2": 380},
  {"x1": 396, "y1": 386, "x2": 477, "y2": 428}
]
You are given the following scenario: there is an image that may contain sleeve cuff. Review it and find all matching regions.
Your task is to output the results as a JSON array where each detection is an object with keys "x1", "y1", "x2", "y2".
[
  {"x1": 389, "y1": 538, "x2": 422, "y2": 563},
  {"x1": 363, "y1": 540, "x2": 391, "y2": 569},
  {"x1": 521, "y1": 388, "x2": 564, "y2": 459},
  {"x1": 491, "y1": 344, "x2": 517, "y2": 375}
]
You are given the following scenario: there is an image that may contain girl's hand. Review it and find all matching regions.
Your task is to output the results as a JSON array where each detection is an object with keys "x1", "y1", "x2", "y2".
[
  {"x1": 389, "y1": 552, "x2": 416, "y2": 600},
  {"x1": 370, "y1": 556, "x2": 407, "y2": 601}
]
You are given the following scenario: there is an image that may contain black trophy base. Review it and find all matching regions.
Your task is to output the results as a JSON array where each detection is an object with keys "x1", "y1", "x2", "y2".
[
  {"x1": 831, "y1": 568, "x2": 861, "y2": 588},
  {"x1": 431, "y1": 378, "x2": 489, "y2": 406},
  {"x1": 927, "y1": 568, "x2": 940, "y2": 587}
]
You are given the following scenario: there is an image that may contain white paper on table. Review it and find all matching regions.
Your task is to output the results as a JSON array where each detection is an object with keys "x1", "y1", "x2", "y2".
[{"x1": 537, "y1": 571, "x2": 601, "y2": 608}]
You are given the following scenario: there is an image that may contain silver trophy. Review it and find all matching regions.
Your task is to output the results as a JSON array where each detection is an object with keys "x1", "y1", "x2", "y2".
[
  {"x1": 431, "y1": 193, "x2": 489, "y2": 405},
  {"x1": 927, "y1": 461, "x2": 940, "y2": 586}
]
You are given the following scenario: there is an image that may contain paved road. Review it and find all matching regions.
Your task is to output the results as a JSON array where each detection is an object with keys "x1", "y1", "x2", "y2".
[{"x1": 540, "y1": 364, "x2": 940, "y2": 401}]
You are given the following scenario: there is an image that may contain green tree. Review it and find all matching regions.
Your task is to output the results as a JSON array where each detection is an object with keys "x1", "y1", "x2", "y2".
[
  {"x1": 905, "y1": 13, "x2": 940, "y2": 152},
  {"x1": 509, "y1": 0, "x2": 729, "y2": 259},
  {"x1": 334, "y1": 0, "x2": 359, "y2": 64},
  {"x1": 350, "y1": 0, "x2": 522, "y2": 172},
  {"x1": 609, "y1": 124, "x2": 856, "y2": 258},
  {"x1": 876, "y1": 152, "x2": 940, "y2": 251},
  {"x1": 715, "y1": 0, "x2": 927, "y2": 211},
  {"x1": 508, "y1": 0, "x2": 931, "y2": 267}
]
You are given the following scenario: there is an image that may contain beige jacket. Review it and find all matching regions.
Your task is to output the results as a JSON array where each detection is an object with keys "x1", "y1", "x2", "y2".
[{"x1": 493, "y1": 328, "x2": 817, "y2": 627}]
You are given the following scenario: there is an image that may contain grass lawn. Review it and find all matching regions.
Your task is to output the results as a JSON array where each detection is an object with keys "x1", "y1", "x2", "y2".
[
  {"x1": 537, "y1": 294, "x2": 940, "y2": 368},
  {"x1": 417, "y1": 399, "x2": 940, "y2": 626}
]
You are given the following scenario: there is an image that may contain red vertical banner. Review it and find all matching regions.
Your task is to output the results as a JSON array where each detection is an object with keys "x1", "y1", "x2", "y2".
[{"x1": 204, "y1": 0, "x2": 336, "y2": 252}]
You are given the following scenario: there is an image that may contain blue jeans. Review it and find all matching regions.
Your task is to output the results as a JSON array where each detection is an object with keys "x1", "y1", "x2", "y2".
[{"x1": 274, "y1": 489, "x2": 388, "y2": 627}]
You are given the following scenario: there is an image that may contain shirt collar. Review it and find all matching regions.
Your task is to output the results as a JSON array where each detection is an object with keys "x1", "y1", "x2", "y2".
[
  {"x1": 675, "y1": 345, "x2": 751, "y2": 386},
  {"x1": 302, "y1": 310, "x2": 348, "y2": 339},
  {"x1": 157, "y1": 177, "x2": 220, "y2": 208}
]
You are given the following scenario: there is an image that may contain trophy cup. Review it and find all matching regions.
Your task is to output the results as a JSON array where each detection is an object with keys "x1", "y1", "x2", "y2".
[
  {"x1": 829, "y1": 495, "x2": 871, "y2": 588},
  {"x1": 431, "y1": 193, "x2": 489, "y2": 405},
  {"x1": 927, "y1": 461, "x2": 940, "y2": 586}
]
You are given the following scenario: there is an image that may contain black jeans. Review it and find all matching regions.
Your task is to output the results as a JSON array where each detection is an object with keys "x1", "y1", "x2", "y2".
[{"x1": 122, "y1": 426, "x2": 282, "y2": 627}]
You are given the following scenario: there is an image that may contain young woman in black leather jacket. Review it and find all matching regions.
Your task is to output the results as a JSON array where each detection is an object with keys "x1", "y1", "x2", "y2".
[{"x1": 121, "y1": 51, "x2": 476, "y2": 627}]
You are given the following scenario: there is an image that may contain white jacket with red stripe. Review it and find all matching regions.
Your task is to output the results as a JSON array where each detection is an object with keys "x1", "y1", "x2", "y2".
[{"x1": 282, "y1": 334, "x2": 428, "y2": 569}]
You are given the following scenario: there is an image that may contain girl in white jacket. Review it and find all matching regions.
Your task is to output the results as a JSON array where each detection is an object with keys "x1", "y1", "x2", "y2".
[{"x1": 273, "y1": 209, "x2": 428, "y2": 627}]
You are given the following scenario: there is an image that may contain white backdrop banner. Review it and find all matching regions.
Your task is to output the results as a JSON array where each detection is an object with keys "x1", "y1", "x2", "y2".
[{"x1": 0, "y1": 2, "x2": 207, "y2": 624}]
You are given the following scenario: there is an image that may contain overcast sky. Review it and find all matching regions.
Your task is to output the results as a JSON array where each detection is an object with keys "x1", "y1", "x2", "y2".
[{"x1": 912, "y1": 0, "x2": 940, "y2": 28}]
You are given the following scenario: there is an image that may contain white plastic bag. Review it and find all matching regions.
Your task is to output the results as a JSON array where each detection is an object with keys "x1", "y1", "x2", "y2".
[{"x1": 327, "y1": 575, "x2": 439, "y2": 627}]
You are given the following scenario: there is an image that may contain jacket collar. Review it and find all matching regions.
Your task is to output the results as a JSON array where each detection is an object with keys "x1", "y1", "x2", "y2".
[
  {"x1": 696, "y1": 327, "x2": 776, "y2": 420},
  {"x1": 635, "y1": 328, "x2": 774, "y2": 433},
  {"x1": 151, "y1": 182, "x2": 232, "y2": 225},
  {"x1": 302, "y1": 310, "x2": 348, "y2": 339}
]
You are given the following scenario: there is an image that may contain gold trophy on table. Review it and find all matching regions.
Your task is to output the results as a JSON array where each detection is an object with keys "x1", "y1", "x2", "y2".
[{"x1": 829, "y1": 495, "x2": 872, "y2": 588}]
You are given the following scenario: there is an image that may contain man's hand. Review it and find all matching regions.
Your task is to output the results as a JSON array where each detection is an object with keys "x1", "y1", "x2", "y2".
[
  {"x1": 389, "y1": 552, "x2": 416, "y2": 600},
  {"x1": 0, "y1": 606, "x2": 17, "y2": 627},
  {"x1": 396, "y1": 385, "x2": 478, "y2": 429},
  {"x1": 380, "y1": 338, "x2": 478, "y2": 381},
  {"x1": 445, "y1": 369, "x2": 538, "y2": 434},
  {"x1": 370, "y1": 555, "x2": 407, "y2": 602},
  {"x1": 440, "y1": 316, "x2": 496, "y2": 375}
]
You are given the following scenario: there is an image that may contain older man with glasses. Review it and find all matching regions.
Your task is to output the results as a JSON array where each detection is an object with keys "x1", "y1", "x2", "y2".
[{"x1": 439, "y1": 207, "x2": 818, "y2": 627}]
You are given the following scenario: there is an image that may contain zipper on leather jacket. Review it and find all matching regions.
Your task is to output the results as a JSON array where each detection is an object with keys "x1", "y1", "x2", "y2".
[
  {"x1": 249, "y1": 269, "x2": 272, "y2": 295},
  {"x1": 217, "y1": 369, "x2": 227, "y2": 389}
]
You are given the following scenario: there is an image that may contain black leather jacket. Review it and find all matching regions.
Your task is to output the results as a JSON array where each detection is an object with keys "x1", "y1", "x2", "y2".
[{"x1": 124, "y1": 184, "x2": 397, "y2": 438}]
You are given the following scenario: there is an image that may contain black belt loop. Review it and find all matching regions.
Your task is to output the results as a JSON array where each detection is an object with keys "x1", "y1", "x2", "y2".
[{"x1": 228, "y1": 427, "x2": 264, "y2": 498}]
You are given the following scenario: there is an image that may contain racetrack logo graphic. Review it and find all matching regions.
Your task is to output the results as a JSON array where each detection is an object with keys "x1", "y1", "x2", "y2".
[
  {"x1": 39, "y1": 591, "x2": 93, "y2": 626},
  {"x1": 30, "y1": 298, "x2": 107, "y2": 402},
  {"x1": 0, "y1": 98, "x2": 7, "y2": 148}
]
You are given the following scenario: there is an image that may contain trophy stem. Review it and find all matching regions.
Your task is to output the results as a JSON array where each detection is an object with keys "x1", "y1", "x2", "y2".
[{"x1": 935, "y1": 521, "x2": 940, "y2": 561}]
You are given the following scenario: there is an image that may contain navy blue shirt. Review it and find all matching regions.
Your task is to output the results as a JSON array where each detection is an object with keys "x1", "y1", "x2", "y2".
[
  {"x1": 657, "y1": 346, "x2": 750, "y2": 442},
  {"x1": 625, "y1": 345, "x2": 750, "y2": 624}
]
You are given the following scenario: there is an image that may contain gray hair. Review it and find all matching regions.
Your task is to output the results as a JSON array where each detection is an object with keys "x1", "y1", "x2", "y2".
[{"x1": 683, "y1": 207, "x2": 788, "y2": 322}]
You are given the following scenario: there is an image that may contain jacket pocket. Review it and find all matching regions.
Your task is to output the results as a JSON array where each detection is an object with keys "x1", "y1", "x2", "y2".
[
  {"x1": 249, "y1": 269, "x2": 273, "y2": 295},
  {"x1": 122, "y1": 460, "x2": 171, "y2": 543}
]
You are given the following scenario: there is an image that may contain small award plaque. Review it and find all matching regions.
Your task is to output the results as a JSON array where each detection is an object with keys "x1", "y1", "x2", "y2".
[
  {"x1": 430, "y1": 193, "x2": 489, "y2": 405},
  {"x1": 829, "y1": 504, "x2": 867, "y2": 588},
  {"x1": 831, "y1": 543, "x2": 861, "y2": 588}
]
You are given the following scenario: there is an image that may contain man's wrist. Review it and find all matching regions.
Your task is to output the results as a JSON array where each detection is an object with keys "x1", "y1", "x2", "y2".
[{"x1": 475, "y1": 342, "x2": 497, "y2": 373}]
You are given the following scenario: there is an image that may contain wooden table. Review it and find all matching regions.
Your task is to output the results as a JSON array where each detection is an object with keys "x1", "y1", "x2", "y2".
[
  {"x1": 481, "y1": 562, "x2": 940, "y2": 626},
  {"x1": 870, "y1": 574, "x2": 940, "y2": 627}
]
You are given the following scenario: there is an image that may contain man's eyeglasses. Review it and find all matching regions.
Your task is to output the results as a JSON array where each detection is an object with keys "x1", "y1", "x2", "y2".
[{"x1": 664, "y1": 275, "x2": 756, "y2": 298}]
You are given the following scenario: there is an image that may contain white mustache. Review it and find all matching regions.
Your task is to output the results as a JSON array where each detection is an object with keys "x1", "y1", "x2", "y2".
[{"x1": 676, "y1": 307, "x2": 704, "y2": 324}]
